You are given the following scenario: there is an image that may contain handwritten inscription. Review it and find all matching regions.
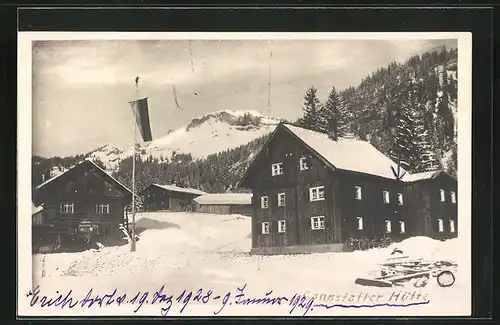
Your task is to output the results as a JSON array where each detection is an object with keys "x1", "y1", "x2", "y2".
[{"x1": 26, "y1": 284, "x2": 430, "y2": 316}]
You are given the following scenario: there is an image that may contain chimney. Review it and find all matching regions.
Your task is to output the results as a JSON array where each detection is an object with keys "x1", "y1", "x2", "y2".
[{"x1": 327, "y1": 117, "x2": 338, "y2": 141}]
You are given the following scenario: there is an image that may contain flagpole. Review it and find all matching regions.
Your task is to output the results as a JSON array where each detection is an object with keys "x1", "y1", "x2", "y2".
[{"x1": 130, "y1": 77, "x2": 139, "y2": 252}]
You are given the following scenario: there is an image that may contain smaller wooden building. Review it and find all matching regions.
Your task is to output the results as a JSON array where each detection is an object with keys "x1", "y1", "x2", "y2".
[
  {"x1": 140, "y1": 183, "x2": 206, "y2": 212},
  {"x1": 404, "y1": 170, "x2": 458, "y2": 240},
  {"x1": 192, "y1": 193, "x2": 253, "y2": 216},
  {"x1": 32, "y1": 159, "x2": 133, "y2": 252}
]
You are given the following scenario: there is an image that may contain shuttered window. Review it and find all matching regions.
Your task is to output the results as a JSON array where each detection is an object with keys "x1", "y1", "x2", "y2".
[
  {"x1": 261, "y1": 222, "x2": 270, "y2": 234},
  {"x1": 60, "y1": 203, "x2": 74, "y2": 214},
  {"x1": 96, "y1": 204, "x2": 110, "y2": 214},
  {"x1": 277, "y1": 193, "x2": 286, "y2": 207}
]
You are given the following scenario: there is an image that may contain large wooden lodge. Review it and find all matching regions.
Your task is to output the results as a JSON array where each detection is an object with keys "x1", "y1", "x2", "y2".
[{"x1": 239, "y1": 122, "x2": 458, "y2": 255}]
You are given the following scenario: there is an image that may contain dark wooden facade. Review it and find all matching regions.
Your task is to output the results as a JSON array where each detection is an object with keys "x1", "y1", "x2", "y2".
[
  {"x1": 404, "y1": 171, "x2": 458, "y2": 240},
  {"x1": 32, "y1": 160, "x2": 133, "y2": 252},
  {"x1": 140, "y1": 184, "x2": 205, "y2": 212},
  {"x1": 239, "y1": 123, "x2": 458, "y2": 255}
]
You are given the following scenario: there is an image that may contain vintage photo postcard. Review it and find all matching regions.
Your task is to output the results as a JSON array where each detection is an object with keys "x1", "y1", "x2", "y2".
[{"x1": 18, "y1": 32, "x2": 472, "y2": 317}]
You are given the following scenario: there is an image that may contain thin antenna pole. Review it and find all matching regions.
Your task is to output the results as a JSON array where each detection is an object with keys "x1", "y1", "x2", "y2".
[
  {"x1": 266, "y1": 50, "x2": 273, "y2": 134},
  {"x1": 130, "y1": 77, "x2": 139, "y2": 252},
  {"x1": 268, "y1": 51, "x2": 272, "y2": 114}
]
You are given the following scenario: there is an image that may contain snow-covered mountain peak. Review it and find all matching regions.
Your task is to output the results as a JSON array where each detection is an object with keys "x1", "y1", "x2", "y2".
[{"x1": 87, "y1": 109, "x2": 282, "y2": 170}]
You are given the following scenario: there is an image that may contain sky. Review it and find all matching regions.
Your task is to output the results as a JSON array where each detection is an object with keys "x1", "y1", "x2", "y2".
[{"x1": 31, "y1": 38, "x2": 458, "y2": 157}]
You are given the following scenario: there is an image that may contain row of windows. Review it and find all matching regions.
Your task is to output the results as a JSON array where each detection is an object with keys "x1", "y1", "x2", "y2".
[
  {"x1": 271, "y1": 159, "x2": 456, "y2": 205},
  {"x1": 271, "y1": 157, "x2": 310, "y2": 176},
  {"x1": 438, "y1": 219, "x2": 456, "y2": 233},
  {"x1": 261, "y1": 217, "x2": 456, "y2": 235},
  {"x1": 440, "y1": 189, "x2": 457, "y2": 203},
  {"x1": 59, "y1": 203, "x2": 110, "y2": 214},
  {"x1": 355, "y1": 186, "x2": 404, "y2": 205},
  {"x1": 260, "y1": 186, "x2": 324, "y2": 209},
  {"x1": 260, "y1": 186, "x2": 456, "y2": 209},
  {"x1": 262, "y1": 217, "x2": 407, "y2": 234}
]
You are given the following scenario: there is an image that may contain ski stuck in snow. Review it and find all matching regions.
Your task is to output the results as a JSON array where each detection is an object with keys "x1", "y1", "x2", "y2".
[{"x1": 355, "y1": 248, "x2": 458, "y2": 288}]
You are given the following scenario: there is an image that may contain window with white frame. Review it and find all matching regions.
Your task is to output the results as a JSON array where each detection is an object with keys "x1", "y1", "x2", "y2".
[
  {"x1": 261, "y1": 222, "x2": 270, "y2": 234},
  {"x1": 397, "y1": 193, "x2": 404, "y2": 205},
  {"x1": 96, "y1": 204, "x2": 110, "y2": 214},
  {"x1": 33, "y1": 213, "x2": 43, "y2": 225},
  {"x1": 299, "y1": 157, "x2": 309, "y2": 170},
  {"x1": 271, "y1": 163, "x2": 284, "y2": 176},
  {"x1": 383, "y1": 191, "x2": 390, "y2": 204},
  {"x1": 437, "y1": 219, "x2": 444, "y2": 232},
  {"x1": 261, "y1": 196, "x2": 269, "y2": 209},
  {"x1": 384, "y1": 220, "x2": 392, "y2": 233},
  {"x1": 356, "y1": 217, "x2": 364, "y2": 230},
  {"x1": 355, "y1": 186, "x2": 362, "y2": 200},
  {"x1": 439, "y1": 189, "x2": 446, "y2": 202},
  {"x1": 278, "y1": 220, "x2": 286, "y2": 233},
  {"x1": 451, "y1": 191, "x2": 456, "y2": 204},
  {"x1": 449, "y1": 220, "x2": 456, "y2": 233},
  {"x1": 277, "y1": 193, "x2": 286, "y2": 207},
  {"x1": 309, "y1": 186, "x2": 325, "y2": 202},
  {"x1": 310, "y1": 216, "x2": 325, "y2": 230},
  {"x1": 399, "y1": 221, "x2": 406, "y2": 234},
  {"x1": 60, "y1": 203, "x2": 74, "y2": 214}
]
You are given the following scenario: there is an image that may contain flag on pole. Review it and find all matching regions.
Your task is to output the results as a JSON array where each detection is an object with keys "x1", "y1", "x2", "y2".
[
  {"x1": 172, "y1": 85, "x2": 182, "y2": 110},
  {"x1": 129, "y1": 97, "x2": 153, "y2": 142}
]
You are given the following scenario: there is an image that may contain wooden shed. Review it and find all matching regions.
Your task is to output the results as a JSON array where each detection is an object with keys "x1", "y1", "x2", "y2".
[
  {"x1": 192, "y1": 193, "x2": 253, "y2": 216},
  {"x1": 139, "y1": 183, "x2": 206, "y2": 212}
]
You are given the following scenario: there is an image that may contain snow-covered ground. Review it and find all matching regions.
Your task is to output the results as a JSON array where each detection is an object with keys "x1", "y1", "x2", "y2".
[{"x1": 27, "y1": 212, "x2": 469, "y2": 317}]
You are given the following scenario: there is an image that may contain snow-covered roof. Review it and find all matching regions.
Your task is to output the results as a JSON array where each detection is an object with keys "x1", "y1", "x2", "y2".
[
  {"x1": 35, "y1": 158, "x2": 133, "y2": 196},
  {"x1": 404, "y1": 170, "x2": 454, "y2": 182},
  {"x1": 32, "y1": 203, "x2": 43, "y2": 215},
  {"x1": 151, "y1": 184, "x2": 206, "y2": 196},
  {"x1": 193, "y1": 193, "x2": 252, "y2": 205},
  {"x1": 283, "y1": 124, "x2": 406, "y2": 180}
]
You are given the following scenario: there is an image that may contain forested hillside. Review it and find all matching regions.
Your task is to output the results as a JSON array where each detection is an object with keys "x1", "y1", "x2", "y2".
[
  {"x1": 32, "y1": 47, "x2": 458, "y2": 194},
  {"x1": 298, "y1": 47, "x2": 457, "y2": 176}
]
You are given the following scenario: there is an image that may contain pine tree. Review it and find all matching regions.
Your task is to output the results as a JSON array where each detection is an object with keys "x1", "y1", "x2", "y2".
[
  {"x1": 298, "y1": 86, "x2": 323, "y2": 131},
  {"x1": 319, "y1": 87, "x2": 350, "y2": 136}
]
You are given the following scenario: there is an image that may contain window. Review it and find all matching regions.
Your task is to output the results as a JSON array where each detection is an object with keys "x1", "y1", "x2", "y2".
[
  {"x1": 261, "y1": 196, "x2": 269, "y2": 209},
  {"x1": 261, "y1": 222, "x2": 270, "y2": 234},
  {"x1": 449, "y1": 220, "x2": 456, "y2": 233},
  {"x1": 399, "y1": 221, "x2": 406, "y2": 234},
  {"x1": 356, "y1": 217, "x2": 364, "y2": 230},
  {"x1": 278, "y1": 220, "x2": 286, "y2": 233},
  {"x1": 33, "y1": 213, "x2": 43, "y2": 225},
  {"x1": 384, "y1": 220, "x2": 392, "y2": 233},
  {"x1": 451, "y1": 191, "x2": 456, "y2": 204},
  {"x1": 60, "y1": 203, "x2": 74, "y2": 214},
  {"x1": 271, "y1": 163, "x2": 284, "y2": 176},
  {"x1": 299, "y1": 157, "x2": 309, "y2": 170},
  {"x1": 437, "y1": 219, "x2": 444, "y2": 232},
  {"x1": 383, "y1": 191, "x2": 390, "y2": 204},
  {"x1": 311, "y1": 216, "x2": 325, "y2": 230},
  {"x1": 277, "y1": 193, "x2": 286, "y2": 207},
  {"x1": 96, "y1": 204, "x2": 110, "y2": 214},
  {"x1": 309, "y1": 186, "x2": 325, "y2": 202},
  {"x1": 397, "y1": 193, "x2": 404, "y2": 205},
  {"x1": 439, "y1": 189, "x2": 446, "y2": 202},
  {"x1": 355, "y1": 186, "x2": 362, "y2": 200}
]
